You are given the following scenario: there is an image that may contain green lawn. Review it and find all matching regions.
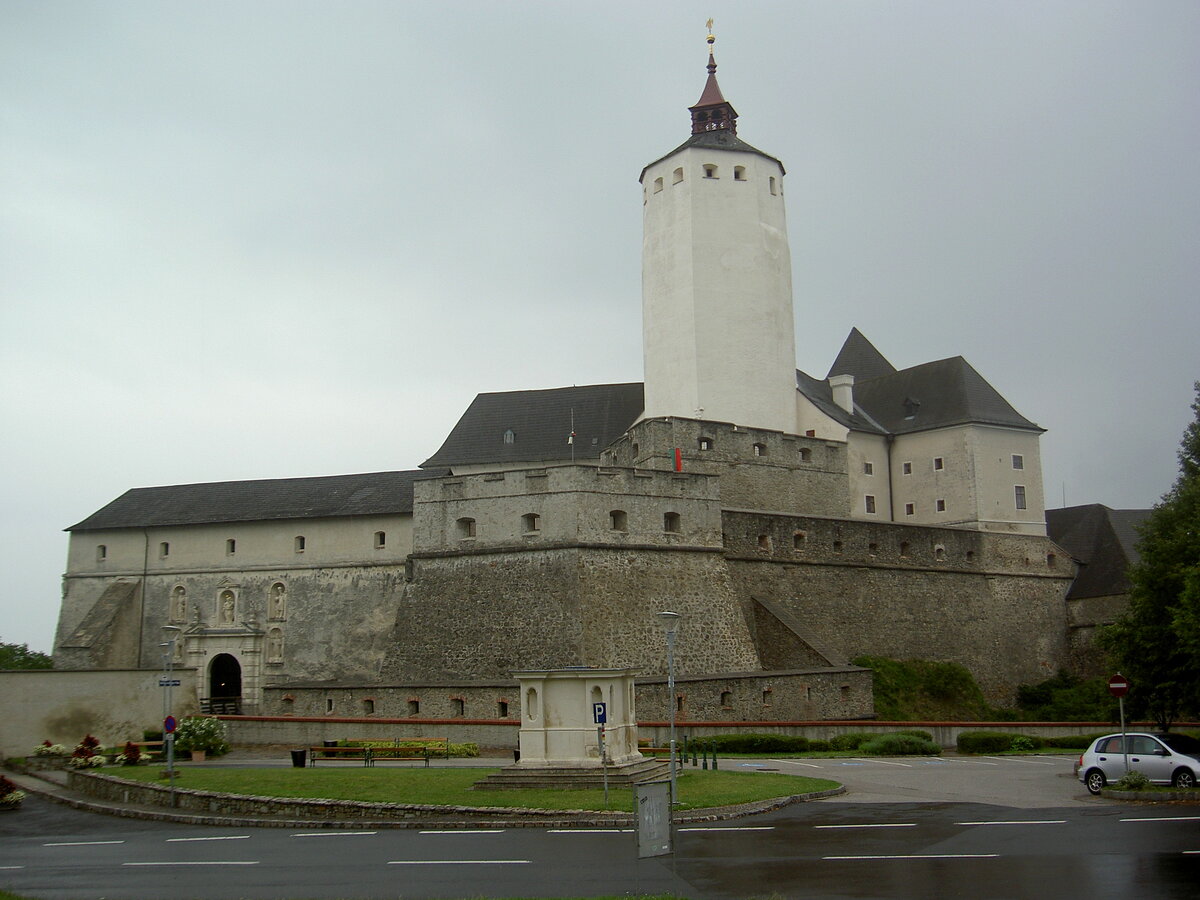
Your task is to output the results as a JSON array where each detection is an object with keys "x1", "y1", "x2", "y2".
[{"x1": 111, "y1": 766, "x2": 838, "y2": 812}]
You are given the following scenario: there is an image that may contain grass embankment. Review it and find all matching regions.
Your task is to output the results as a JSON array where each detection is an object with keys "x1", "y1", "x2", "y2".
[{"x1": 112, "y1": 766, "x2": 837, "y2": 813}]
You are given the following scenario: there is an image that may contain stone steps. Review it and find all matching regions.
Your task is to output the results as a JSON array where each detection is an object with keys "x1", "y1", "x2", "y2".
[{"x1": 472, "y1": 758, "x2": 669, "y2": 791}]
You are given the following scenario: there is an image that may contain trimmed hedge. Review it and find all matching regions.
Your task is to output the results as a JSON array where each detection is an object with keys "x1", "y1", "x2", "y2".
[
  {"x1": 687, "y1": 734, "x2": 811, "y2": 753},
  {"x1": 859, "y1": 734, "x2": 941, "y2": 756},
  {"x1": 829, "y1": 732, "x2": 875, "y2": 751}
]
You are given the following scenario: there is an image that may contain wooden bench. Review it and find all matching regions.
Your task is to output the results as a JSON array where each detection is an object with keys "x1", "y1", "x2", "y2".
[
  {"x1": 352, "y1": 737, "x2": 449, "y2": 767},
  {"x1": 307, "y1": 738, "x2": 450, "y2": 767},
  {"x1": 307, "y1": 745, "x2": 374, "y2": 766}
]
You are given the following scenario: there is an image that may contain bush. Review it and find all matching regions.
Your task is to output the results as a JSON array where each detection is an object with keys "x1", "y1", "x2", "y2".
[
  {"x1": 174, "y1": 717, "x2": 230, "y2": 756},
  {"x1": 687, "y1": 734, "x2": 812, "y2": 754},
  {"x1": 853, "y1": 656, "x2": 993, "y2": 720},
  {"x1": 1115, "y1": 770, "x2": 1152, "y2": 790},
  {"x1": 829, "y1": 732, "x2": 874, "y2": 751},
  {"x1": 957, "y1": 731, "x2": 1046, "y2": 753},
  {"x1": 1010, "y1": 736, "x2": 1035, "y2": 751},
  {"x1": 1015, "y1": 671, "x2": 1115, "y2": 721},
  {"x1": 897, "y1": 729, "x2": 933, "y2": 741},
  {"x1": 859, "y1": 734, "x2": 941, "y2": 756},
  {"x1": 807, "y1": 739, "x2": 831, "y2": 752}
]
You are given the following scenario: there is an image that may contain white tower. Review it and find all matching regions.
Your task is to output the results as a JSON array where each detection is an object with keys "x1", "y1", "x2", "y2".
[{"x1": 640, "y1": 33, "x2": 798, "y2": 435}]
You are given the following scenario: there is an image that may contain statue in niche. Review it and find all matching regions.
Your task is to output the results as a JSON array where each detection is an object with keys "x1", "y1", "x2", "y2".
[
  {"x1": 269, "y1": 583, "x2": 286, "y2": 620},
  {"x1": 171, "y1": 587, "x2": 187, "y2": 623},
  {"x1": 219, "y1": 590, "x2": 236, "y2": 624}
]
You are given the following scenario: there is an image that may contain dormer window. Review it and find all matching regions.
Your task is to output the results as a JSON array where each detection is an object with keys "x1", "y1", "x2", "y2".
[
  {"x1": 903, "y1": 397, "x2": 921, "y2": 419},
  {"x1": 503, "y1": 429, "x2": 515, "y2": 445}
]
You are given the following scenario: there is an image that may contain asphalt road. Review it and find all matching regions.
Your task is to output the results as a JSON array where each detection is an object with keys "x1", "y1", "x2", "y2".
[{"x1": 2, "y1": 755, "x2": 1197, "y2": 900}]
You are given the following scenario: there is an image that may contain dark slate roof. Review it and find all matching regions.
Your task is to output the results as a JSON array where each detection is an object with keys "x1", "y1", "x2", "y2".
[
  {"x1": 795, "y1": 369, "x2": 886, "y2": 435},
  {"x1": 851, "y1": 356, "x2": 1043, "y2": 435},
  {"x1": 640, "y1": 129, "x2": 785, "y2": 182},
  {"x1": 826, "y1": 328, "x2": 898, "y2": 381},
  {"x1": 68, "y1": 470, "x2": 446, "y2": 532},
  {"x1": 1046, "y1": 504, "x2": 1151, "y2": 600},
  {"x1": 421, "y1": 383, "x2": 645, "y2": 469}
]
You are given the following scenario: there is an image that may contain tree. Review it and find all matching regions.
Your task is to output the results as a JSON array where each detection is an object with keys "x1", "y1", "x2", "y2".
[
  {"x1": 0, "y1": 639, "x2": 53, "y2": 670},
  {"x1": 1101, "y1": 382, "x2": 1200, "y2": 730}
]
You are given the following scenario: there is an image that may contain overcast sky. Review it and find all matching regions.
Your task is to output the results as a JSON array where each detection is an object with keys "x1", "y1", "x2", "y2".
[{"x1": 3, "y1": 1, "x2": 1197, "y2": 653}]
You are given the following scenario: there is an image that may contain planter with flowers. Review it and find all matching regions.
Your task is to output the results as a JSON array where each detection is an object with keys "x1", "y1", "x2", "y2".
[
  {"x1": 0, "y1": 775, "x2": 26, "y2": 810},
  {"x1": 27, "y1": 741, "x2": 71, "y2": 770},
  {"x1": 68, "y1": 734, "x2": 106, "y2": 769},
  {"x1": 174, "y1": 717, "x2": 230, "y2": 761},
  {"x1": 114, "y1": 741, "x2": 142, "y2": 766}
]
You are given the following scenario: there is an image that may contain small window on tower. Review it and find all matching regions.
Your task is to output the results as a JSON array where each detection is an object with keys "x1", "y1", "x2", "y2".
[
  {"x1": 159, "y1": 542, "x2": 170, "y2": 558},
  {"x1": 699, "y1": 437, "x2": 713, "y2": 451},
  {"x1": 865, "y1": 495, "x2": 877, "y2": 514},
  {"x1": 663, "y1": 512, "x2": 681, "y2": 533},
  {"x1": 653, "y1": 176, "x2": 664, "y2": 193},
  {"x1": 902, "y1": 461, "x2": 913, "y2": 475},
  {"x1": 374, "y1": 531, "x2": 386, "y2": 549},
  {"x1": 703, "y1": 164, "x2": 717, "y2": 178},
  {"x1": 1012, "y1": 454, "x2": 1024, "y2": 470},
  {"x1": 96, "y1": 544, "x2": 107, "y2": 562},
  {"x1": 733, "y1": 166, "x2": 746, "y2": 181},
  {"x1": 457, "y1": 517, "x2": 477, "y2": 538},
  {"x1": 752, "y1": 443, "x2": 767, "y2": 457},
  {"x1": 522, "y1": 513, "x2": 541, "y2": 533},
  {"x1": 226, "y1": 538, "x2": 236, "y2": 555},
  {"x1": 769, "y1": 176, "x2": 778, "y2": 195},
  {"x1": 1015, "y1": 485, "x2": 1028, "y2": 510},
  {"x1": 863, "y1": 461, "x2": 874, "y2": 475},
  {"x1": 799, "y1": 447, "x2": 812, "y2": 462},
  {"x1": 905, "y1": 503, "x2": 915, "y2": 516},
  {"x1": 609, "y1": 510, "x2": 627, "y2": 531},
  {"x1": 934, "y1": 457, "x2": 945, "y2": 471},
  {"x1": 936, "y1": 499, "x2": 946, "y2": 512},
  {"x1": 672, "y1": 167, "x2": 683, "y2": 184},
  {"x1": 294, "y1": 535, "x2": 305, "y2": 553}
]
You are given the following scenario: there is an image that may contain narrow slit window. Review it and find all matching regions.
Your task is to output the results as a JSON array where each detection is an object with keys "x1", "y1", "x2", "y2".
[
  {"x1": 225, "y1": 538, "x2": 236, "y2": 555},
  {"x1": 159, "y1": 541, "x2": 170, "y2": 558},
  {"x1": 96, "y1": 544, "x2": 107, "y2": 561},
  {"x1": 294, "y1": 535, "x2": 306, "y2": 553},
  {"x1": 374, "y1": 531, "x2": 386, "y2": 549},
  {"x1": 769, "y1": 176, "x2": 777, "y2": 195}
]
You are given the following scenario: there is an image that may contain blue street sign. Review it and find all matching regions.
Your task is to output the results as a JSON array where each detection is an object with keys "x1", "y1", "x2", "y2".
[{"x1": 592, "y1": 702, "x2": 607, "y2": 724}]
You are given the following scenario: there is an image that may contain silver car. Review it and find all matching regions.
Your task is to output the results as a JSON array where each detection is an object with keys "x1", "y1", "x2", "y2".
[{"x1": 1078, "y1": 731, "x2": 1200, "y2": 794}]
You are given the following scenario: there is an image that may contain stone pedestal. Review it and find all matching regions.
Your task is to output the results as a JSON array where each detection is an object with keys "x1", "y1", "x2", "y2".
[{"x1": 475, "y1": 667, "x2": 667, "y2": 790}]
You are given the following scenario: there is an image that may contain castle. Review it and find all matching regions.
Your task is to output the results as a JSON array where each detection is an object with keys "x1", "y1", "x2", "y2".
[{"x1": 53, "y1": 39, "x2": 1081, "y2": 724}]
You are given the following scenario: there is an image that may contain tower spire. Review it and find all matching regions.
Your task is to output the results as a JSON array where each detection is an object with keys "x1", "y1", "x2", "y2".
[{"x1": 690, "y1": 19, "x2": 737, "y2": 135}]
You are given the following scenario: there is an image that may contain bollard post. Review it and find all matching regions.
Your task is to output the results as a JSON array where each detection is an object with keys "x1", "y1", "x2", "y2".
[
  {"x1": 702, "y1": 744, "x2": 709, "y2": 770},
  {"x1": 712, "y1": 746, "x2": 719, "y2": 771}
]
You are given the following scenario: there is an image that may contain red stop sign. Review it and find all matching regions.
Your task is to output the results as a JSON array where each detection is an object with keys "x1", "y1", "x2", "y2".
[{"x1": 1108, "y1": 674, "x2": 1129, "y2": 697}]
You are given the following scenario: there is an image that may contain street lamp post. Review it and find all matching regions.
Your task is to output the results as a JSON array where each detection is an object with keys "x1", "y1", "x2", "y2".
[
  {"x1": 161, "y1": 625, "x2": 181, "y2": 797},
  {"x1": 657, "y1": 610, "x2": 681, "y2": 804}
]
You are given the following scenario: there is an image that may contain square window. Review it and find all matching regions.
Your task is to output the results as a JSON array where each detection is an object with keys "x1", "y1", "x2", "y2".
[
  {"x1": 902, "y1": 461, "x2": 912, "y2": 475},
  {"x1": 936, "y1": 499, "x2": 946, "y2": 512},
  {"x1": 904, "y1": 503, "x2": 915, "y2": 516},
  {"x1": 863, "y1": 461, "x2": 874, "y2": 475},
  {"x1": 933, "y1": 457, "x2": 944, "y2": 471},
  {"x1": 699, "y1": 437, "x2": 713, "y2": 451},
  {"x1": 1012, "y1": 454, "x2": 1024, "y2": 470}
]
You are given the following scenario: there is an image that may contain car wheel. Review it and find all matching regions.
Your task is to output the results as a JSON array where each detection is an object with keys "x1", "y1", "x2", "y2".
[
  {"x1": 1085, "y1": 769, "x2": 1106, "y2": 795},
  {"x1": 1171, "y1": 769, "x2": 1195, "y2": 789}
]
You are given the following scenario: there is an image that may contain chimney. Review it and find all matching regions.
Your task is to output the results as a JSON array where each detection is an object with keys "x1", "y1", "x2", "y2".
[{"x1": 829, "y1": 374, "x2": 855, "y2": 414}]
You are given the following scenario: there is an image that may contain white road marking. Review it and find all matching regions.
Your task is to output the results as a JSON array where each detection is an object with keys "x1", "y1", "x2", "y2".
[
  {"x1": 166, "y1": 835, "x2": 251, "y2": 842},
  {"x1": 853, "y1": 758, "x2": 912, "y2": 767},
  {"x1": 547, "y1": 828, "x2": 634, "y2": 833},
  {"x1": 940, "y1": 758, "x2": 999, "y2": 766},
  {"x1": 1120, "y1": 816, "x2": 1200, "y2": 823},
  {"x1": 43, "y1": 840, "x2": 125, "y2": 847},
  {"x1": 769, "y1": 759, "x2": 824, "y2": 769},
  {"x1": 0, "y1": 866, "x2": 25, "y2": 870},
  {"x1": 291, "y1": 831, "x2": 378, "y2": 837},
  {"x1": 388, "y1": 859, "x2": 530, "y2": 865},
  {"x1": 418, "y1": 829, "x2": 503, "y2": 835},
  {"x1": 815, "y1": 823, "x2": 917, "y2": 830},
  {"x1": 983, "y1": 756, "x2": 1055, "y2": 765},
  {"x1": 678, "y1": 826, "x2": 775, "y2": 832},
  {"x1": 824, "y1": 854, "x2": 1000, "y2": 861},
  {"x1": 956, "y1": 820, "x2": 1066, "y2": 826},
  {"x1": 124, "y1": 861, "x2": 259, "y2": 867}
]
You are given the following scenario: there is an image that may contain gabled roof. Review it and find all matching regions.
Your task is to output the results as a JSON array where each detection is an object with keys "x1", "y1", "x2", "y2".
[
  {"x1": 851, "y1": 356, "x2": 1043, "y2": 435},
  {"x1": 1046, "y1": 504, "x2": 1151, "y2": 600},
  {"x1": 795, "y1": 369, "x2": 886, "y2": 434},
  {"x1": 421, "y1": 383, "x2": 645, "y2": 469},
  {"x1": 826, "y1": 327, "x2": 898, "y2": 381},
  {"x1": 68, "y1": 470, "x2": 445, "y2": 532}
]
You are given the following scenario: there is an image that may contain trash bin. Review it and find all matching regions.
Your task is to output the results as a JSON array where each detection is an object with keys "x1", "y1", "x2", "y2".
[
  {"x1": 323, "y1": 740, "x2": 338, "y2": 748},
  {"x1": 513, "y1": 749, "x2": 521, "y2": 763},
  {"x1": 290, "y1": 749, "x2": 307, "y2": 768}
]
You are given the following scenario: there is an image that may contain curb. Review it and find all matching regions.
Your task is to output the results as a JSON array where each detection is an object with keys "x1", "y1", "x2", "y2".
[
  {"x1": 8, "y1": 770, "x2": 845, "y2": 829},
  {"x1": 1099, "y1": 788, "x2": 1200, "y2": 803}
]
